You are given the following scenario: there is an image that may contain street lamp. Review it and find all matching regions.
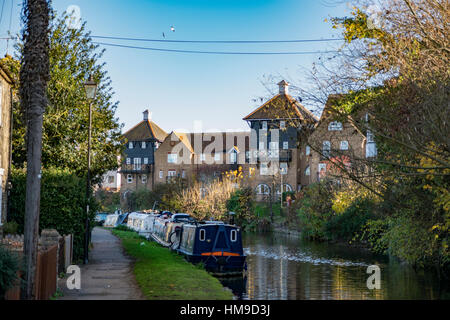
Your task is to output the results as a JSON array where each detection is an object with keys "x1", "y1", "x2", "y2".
[{"x1": 83, "y1": 75, "x2": 97, "y2": 264}]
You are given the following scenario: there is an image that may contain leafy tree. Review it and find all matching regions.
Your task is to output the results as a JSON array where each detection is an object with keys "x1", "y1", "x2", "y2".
[{"x1": 3, "y1": 13, "x2": 123, "y2": 181}]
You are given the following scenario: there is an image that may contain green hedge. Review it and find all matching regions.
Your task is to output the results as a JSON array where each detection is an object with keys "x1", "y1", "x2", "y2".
[
  {"x1": 8, "y1": 168, "x2": 98, "y2": 262},
  {"x1": 0, "y1": 245, "x2": 20, "y2": 299}
]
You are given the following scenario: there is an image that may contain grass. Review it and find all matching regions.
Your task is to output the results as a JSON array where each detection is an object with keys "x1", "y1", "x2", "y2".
[{"x1": 111, "y1": 229, "x2": 233, "y2": 300}]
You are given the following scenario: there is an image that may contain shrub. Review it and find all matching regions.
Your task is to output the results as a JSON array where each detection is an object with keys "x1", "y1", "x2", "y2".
[
  {"x1": 226, "y1": 187, "x2": 253, "y2": 227},
  {"x1": 8, "y1": 168, "x2": 98, "y2": 261},
  {"x1": 358, "y1": 218, "x2": 389, "y2": 254},
  {"x1": 114, "y1": 224, "x2": 133, "y2": 232},
  {"x1": 0, "y1": 246, "x2": 20, "y2": 299},
  {"x1": 2, "y1": 222, "x2": 19, "y2": 235},
  {"x1": 325, "y1": 198, "x2": 375, "y2": 241},
  {"x1": 296, "y1": 181, "x2": 334, "y2": 240}
]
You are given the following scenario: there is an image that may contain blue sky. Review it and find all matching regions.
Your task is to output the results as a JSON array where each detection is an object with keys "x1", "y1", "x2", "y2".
[{"x1": 0, "y1": 0, "x2": 350, "y2": 133}]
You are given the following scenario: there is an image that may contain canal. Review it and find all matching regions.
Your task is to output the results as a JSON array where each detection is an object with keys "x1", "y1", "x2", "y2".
[{"x1": 220, "y1": 232, "x2": 448, "y2": 300}]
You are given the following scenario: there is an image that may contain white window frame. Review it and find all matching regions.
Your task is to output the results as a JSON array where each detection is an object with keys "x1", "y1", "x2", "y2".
[
  {"x1": 230, "y1": 152, "x2": 237, "y2": 164},
  {"x1": 260, "y1": 163, "x2": 269, "y2": 175},
  {"x1": 256, "y1": 184, "x2": 270, "y2": 195},
  {"x1": 168, "y1": 153, "x2": 178, "y2": 164},
  {"x1": 340, "y1": 141, "x2": 349, "y2": 150},
  {"x1": 133, "y1": 158, "x2": 141, "y2": 170},
  {"x1": 168, "y1": 170, "x2": 177, "y2": 177},
  {"x1": 143, "y1": 157, "x2": 149, "y2": 165},
  {"x1": 128, "y1": 142, "x2": 133, "y2": 149},
  {"x1": 283, "y1": 141, "x2": 289, "y2": 150},
  {"x1": 230, "y1": 230, "x2": 237, "y2": 242},
  {"x1": 126, "y1": 158, "x2": 131, "y2": 165},
  {"x1": 127, "y1": 174, "x2": 133, "y2": 183},
  {"x1": 199, "y1": 229, "x2": 206, "y2": 241},
  {"x1": 142, "y1": 141, "x2": 146, "y2": 149},
  {"x1": 280, "y1": 162, "x2": 288, "y2": 175},
  {"x1": 305, "y1": 145, "x2": 310, "y2": 156},
  {"x1": 328, "y1": 121, "x2": 343, "y2": 131},
  {"x1": 280, "y1": 121, "x2": 285, "y2": 129},
  {"x1": 269, "y1": 141, "x2": 279, "y2": 150},
  {"x1": 159, "y1": 170, "x2": 163, "y2": 179}
]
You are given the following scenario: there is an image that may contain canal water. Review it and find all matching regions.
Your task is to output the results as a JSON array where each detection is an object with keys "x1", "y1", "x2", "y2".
[{"x1": 220, "y1": 232, "x2": 449, "y2": 300}]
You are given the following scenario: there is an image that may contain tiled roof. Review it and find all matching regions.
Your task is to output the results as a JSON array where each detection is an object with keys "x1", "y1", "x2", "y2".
[
  {"x1": 123, "y1": 120, "x2": 168, "y2": 142},
  {"x1": 243, "y1": 94, "x2": 318, "y2": 123}
]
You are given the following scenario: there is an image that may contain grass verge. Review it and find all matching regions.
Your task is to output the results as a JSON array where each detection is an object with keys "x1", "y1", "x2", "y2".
[{"x1": 111, "y1": 229, "x2": 233, "y2": 300}]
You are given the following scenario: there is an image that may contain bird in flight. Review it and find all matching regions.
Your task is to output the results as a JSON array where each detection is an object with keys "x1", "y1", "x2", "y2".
[{"x1": 170, "y1": 25, "x2": 175, "y2": 32}]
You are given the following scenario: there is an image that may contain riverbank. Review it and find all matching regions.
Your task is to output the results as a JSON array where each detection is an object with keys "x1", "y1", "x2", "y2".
[{"x1": 111, "y1": 229, "x2": 233, "y2": 300}]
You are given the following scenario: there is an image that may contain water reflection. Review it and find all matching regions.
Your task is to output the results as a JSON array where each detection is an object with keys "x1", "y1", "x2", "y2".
[{"x1": 221, "y1": 232, "x2": 448, "y2": 300}]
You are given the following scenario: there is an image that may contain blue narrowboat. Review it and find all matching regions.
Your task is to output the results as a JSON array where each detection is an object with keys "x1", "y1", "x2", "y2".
[{"x1": 177, "y1": 222, "x2": 246, "y2": 275}]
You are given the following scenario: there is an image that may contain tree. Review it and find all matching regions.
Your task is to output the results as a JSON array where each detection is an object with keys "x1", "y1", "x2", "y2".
[
  {"x1": 7, "y1": 12, "x2": 123, "y2": 181},
  {"x1": 20, "y1": 0, "x2": 50, "y2": 300}
]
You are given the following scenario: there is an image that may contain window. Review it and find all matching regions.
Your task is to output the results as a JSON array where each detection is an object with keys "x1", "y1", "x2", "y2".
[
  {"x1": 323, "y1": 141, "x2": 331, "y2": 157},
  {"x1": 214, "y1": 153, "x2": 220, "y2": 161},
  {"x1": 168, "y1": 170, "x2": 176, "y2": 177},
  {"x1": 128, "y1": 142, "x2": 133, "y2": 149},
  {"x1": 319, "y1": 163, "x2": 327, "y2": 173},
  {"x1": 126, "y1": 158, "x2": 131, "y2": 165},
  {"x1": 168, "y1": 153, "x2": 178, "y2": 164},
  {"x1": 340, "y1": 141, "x2": 349, "y2": 150},
  {"x1": 144, "y1": 157, "x2": 149, "y2": 165},
  {"x1": 269, "y1": 141, "x2": 279, "y2": 150},
  {"x1": 260, "y1": 163, "x2": 269, "y2": 175},
  {"x1": 305, "y1": 165, "x2": 310, "y2": 176},
  {"x1": 277, "y1": 184, "x2": 293, "y2": 194},
  {"x1": 283, "y1": 141, "x2": 289, "y2": 150},
  {"x1": 280, "y1": 162, "x2": 288, "y2": 175},
  {"x1": 280, "y1": 121, "x2": 286, "y2": 129},
  {"x1": 256, "y1": 184, "x2": 270, "y2": 195},
  {"x1": 142, "y1": 141, "x2": 146, "y2": 149},
  {"x1": 259, "y1": 141, "x2": 265, "y2": 150},
  {"x1": 305, "y1": 145, "x2": 310, "y2": 156},
  {"x1": 108, "y1": 176, "x2": 114, "y2": 184},
  {"x1": 133, "y1": 158, "x2": 141, "y2": 170},
  {"x1": 262, "y1": 121, "x2": 268, "y2": 130},
  {"x1": 142, "y1": 175, "x2": 147, "y2": 184},
  {"x1": 230, "y1": 152, "x2": 237, "y2": 164},
  {"x1": 366, "y1": 130, "x2": 377, "y2": 158},
  {"x1": 230, "y1": 230, "x2": 237, "y2": 242},
  {"x1": 127, "y1": 174, "x2": 133, "y2": 183},
  {"x1": 199, "y1": 229, "x2": 206, "y2": 241},
  {"x1": 159, "y1": 170, "x2": 163, "y2": 179},
  {"x1": 182, "y1": 170, "x2": 186, "y2": 178},
  {"x1": 328, "y1": 121, "x2": 343, "y2": 131}
]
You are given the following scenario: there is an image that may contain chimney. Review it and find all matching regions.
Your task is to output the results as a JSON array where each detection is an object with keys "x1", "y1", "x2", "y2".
[
  {"x1": 278, "y1": 80, "x2": 289, "y2": 95},
  {"x1": 143, "y1": 109, "x2": 152, "y2": 121}
]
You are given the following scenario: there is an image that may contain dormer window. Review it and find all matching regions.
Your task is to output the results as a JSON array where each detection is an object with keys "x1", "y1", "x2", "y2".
[
  {"x1": 280, "y1": 121, "x2": 286, "y2": 129},
  {"x1": 142, "y1": 141, "x2": 146, "y2": 149},
  {"x1": 328, "y1": 121, "x2": 343, "y2": 131},
  {"x1": 128, "y1": 142, "x2": 133, "y2": 149}
]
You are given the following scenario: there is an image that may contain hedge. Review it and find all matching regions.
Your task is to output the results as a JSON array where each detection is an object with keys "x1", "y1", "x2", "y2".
[{"x1": 8, "y1": 168, "x2": 98, "y2": 262}]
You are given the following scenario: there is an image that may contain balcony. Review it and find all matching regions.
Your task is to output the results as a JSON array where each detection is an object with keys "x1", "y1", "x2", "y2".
[
  {"x1": 120, "y1": 164, "x2": 152, "y2": 173},
  {"x1": 251, "y1": 149, "x2": 292, "y2": 163}
]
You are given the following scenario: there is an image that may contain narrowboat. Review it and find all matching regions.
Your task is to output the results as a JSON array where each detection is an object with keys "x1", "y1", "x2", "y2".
[
  {"x1": 126, "y1": 212, "x2": 157, "y2": 238},
  {"x1": 151, "y1": 213, "x2": 195, "y2": 249},
  {"x1": 177, "y1": 221, "x2": 246, "y2": 276}
]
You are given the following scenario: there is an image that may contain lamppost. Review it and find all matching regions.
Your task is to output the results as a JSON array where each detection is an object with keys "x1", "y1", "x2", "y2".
[{"x1": 84, "y1": 75, "x2": 97, "y2": 264}]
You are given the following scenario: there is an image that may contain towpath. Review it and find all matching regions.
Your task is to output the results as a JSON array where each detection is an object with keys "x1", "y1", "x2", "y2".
[{"x1": 58, "y1": 227, "x2": 144, "y2": 300}]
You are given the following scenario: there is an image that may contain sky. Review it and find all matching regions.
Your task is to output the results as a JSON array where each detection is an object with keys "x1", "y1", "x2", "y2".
[{"x1": 0, "y1": 0, "x2": 351, "y2": 133}]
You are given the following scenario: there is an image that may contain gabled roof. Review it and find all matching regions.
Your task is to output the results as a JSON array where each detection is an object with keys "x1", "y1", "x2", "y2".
[
  {"x1": 243, "y1": 93, "x2": 318, "y2": 123},
  {"x1": 123, "y1": 119, "x2": 167, "y2": 142}
]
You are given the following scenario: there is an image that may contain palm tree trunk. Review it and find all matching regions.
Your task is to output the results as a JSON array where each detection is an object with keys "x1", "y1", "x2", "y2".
[{"x1": 19, "y1": 0, "x2": 50, "y2": 300}]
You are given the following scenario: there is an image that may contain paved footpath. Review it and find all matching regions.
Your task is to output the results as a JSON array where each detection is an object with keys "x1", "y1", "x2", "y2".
[{"x1": 59, "y1": 227, "x2": 144, "y2": 300}]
